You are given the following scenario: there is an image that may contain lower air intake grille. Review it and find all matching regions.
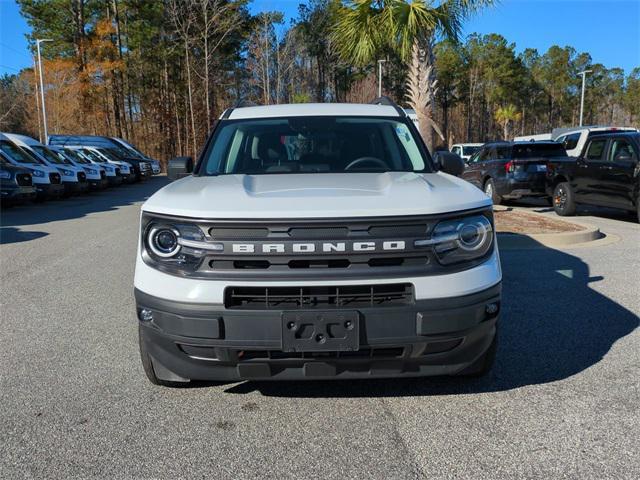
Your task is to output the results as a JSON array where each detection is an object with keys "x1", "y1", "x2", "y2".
[
  {"x1": 49, "y1": 172, "x2": 61, "y2": 184},
  {"x1": 225, "y1": 283, "x2": 414, "y2": 309},
  {"x1": 16, "y1": 173, "x2": 32, "y2": 186},
  {"x1": 78, "y1": 171, "x2": 86, "y2": 182}
]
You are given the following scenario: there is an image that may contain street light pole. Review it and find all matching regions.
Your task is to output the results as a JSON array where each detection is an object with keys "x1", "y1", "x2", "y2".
[
  {"x1": 377, "y1": 59, "x2": 387, "y2": 97},
  {"x1": 578, "y1": 69, "x2": 592, "y2": 127},
  {"x1": 36, "y1": 39, "x2": 53, "y2": 143}
]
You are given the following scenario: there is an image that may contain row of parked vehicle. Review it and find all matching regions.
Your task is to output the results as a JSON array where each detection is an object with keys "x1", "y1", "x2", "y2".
[
  {"x1": 440, "y1": 126, "x2": 640, "y2": 222},
  {"x1": 0, "y1": 134, "x2": 161, "y2": 205}
]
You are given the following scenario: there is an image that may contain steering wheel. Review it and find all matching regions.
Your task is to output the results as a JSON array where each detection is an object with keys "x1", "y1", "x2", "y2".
[{"x1": 344, "y1": 157, "x2": 388, "y2": 171}]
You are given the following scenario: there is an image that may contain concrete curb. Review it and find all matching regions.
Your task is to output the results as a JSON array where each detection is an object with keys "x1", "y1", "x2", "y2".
[{"x1": 495, "y1": 208, "x2": 604, "y2": 249}]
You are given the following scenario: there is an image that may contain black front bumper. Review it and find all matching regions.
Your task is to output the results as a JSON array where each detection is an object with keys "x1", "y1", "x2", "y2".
[
  {"x1": 35, "y1": 182, "x2": 64, "y2": 198},
  {"x1": 64, "y1": 180, "x2": 90, "y2": 194},
  {"x1": 89, "y1": 177, "x2": 109, "y2": 190},
  {"x1": 1, "y1": 184, "x2": 36, "y2": 202},
  {"x1": 136, "y1": 283, "x2": 501, "y2": 381},
  {"x1": 107, "y1": 175, "x2": 124, "y2": 186}
]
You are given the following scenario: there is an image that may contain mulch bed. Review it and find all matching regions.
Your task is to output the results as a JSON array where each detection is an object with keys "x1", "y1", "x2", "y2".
[{"x1": 494, "y1": 209, "x2": 585, "y2": 234}]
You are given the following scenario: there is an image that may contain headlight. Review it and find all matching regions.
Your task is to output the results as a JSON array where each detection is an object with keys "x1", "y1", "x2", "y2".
[
  {"x1": 60, "y1": 169, "x2": 74, "y2": 176},
  {"x1": 143, "y1": 217, "x2": 223, "y2": 272},
  {"x1": 0, "y1": 171, "x2": 11, "y2": 180},
  {"x1": 30, "y1": 169, "x2": 45, "y2": 177},
  {"x1": 148, "y1": 226, "x2": 181, "y2": 257},
  {"x1": 415, "y1": 214, "x2": 493, "y2": 265},
  {"x1": 86, "y1": 168, "x2": 97, "y2": 175}
]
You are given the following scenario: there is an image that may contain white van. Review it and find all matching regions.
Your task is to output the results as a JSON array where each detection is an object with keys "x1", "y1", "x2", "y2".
[
  {"x1": 4, "y1": 133, "x2": 88, "y2": 195},
  {"x1": 66, "y1": 147, "x2": 124, "y2": 186},
  {"x1": 0, "y1": 133, "x2": 64, "y2": 200},
  {"x1": 49, "y1": 146, "x2": 108, "y2": 190},
  {"x1": 82, "y1": 146, "x2": 134, "y2": 182}
]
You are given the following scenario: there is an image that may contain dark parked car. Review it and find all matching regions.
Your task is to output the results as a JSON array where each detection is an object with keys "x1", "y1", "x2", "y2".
[
  {"x1": 547, "y1": 132, "x2": 640, "y2": 222},
  {"x1": 461, "y1": 141, "x2": 569, "y2": 204},
  {"x1": 96, "y1": 147, "x2": 152, "y2": 181},
  {"x1": 0, "y1": 155, "x2": 36, "y2": 204}
]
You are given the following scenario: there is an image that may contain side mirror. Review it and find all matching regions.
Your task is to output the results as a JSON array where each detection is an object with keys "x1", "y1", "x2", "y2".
[
  {"x1": 167, "y1": 156, "x2": 193, "y2": 180},
  {"x1": 436, "y1": 152, "x2": 465, "y2": 176}
]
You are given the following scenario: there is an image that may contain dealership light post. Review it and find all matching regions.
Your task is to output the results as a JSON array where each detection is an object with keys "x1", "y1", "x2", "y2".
[
  {"x1": 377, "y1": 59, "x2": 386, "y2": 97},
  {"x1": 578, "y1": 69, "x2": 592, "y2": 127},
  {"x1": 36, "y1": 39, "x2": 53, "y2": 143}
]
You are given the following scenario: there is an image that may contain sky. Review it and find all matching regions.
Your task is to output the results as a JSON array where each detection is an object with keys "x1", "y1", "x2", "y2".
[{"x1": 1, "y1": 0, "x2": 639, "y2": 76}]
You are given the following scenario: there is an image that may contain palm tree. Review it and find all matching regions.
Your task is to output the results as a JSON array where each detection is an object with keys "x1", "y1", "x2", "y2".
[
  {"x1": 495, "y1": 104, "x2": 522, "y2": 140},
  {"x1": 332, "y1": 0, "x2": 493, "y2": 150}
]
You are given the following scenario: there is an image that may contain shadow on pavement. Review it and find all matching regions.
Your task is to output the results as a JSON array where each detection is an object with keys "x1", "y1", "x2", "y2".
[
  {"x1": 0, "y1": 227, "x2": 48, "y2": 245},
  {"x1": 0, "y1": 177, "x2": 170, "y2": 244},
  {"x1": 224, "y1": 236, "x2": 638, "y2": 397},
  {"x1": 510, "y1": 197, "x2": 637, "y2": 223}
]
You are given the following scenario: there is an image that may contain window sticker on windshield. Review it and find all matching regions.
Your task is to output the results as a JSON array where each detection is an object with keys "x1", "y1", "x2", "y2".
[{"x1": 395, "y1": 125, "x2": 411, "y2": 142}]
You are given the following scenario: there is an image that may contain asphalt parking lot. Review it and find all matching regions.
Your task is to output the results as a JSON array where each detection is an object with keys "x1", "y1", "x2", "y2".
[{"x1": 1, "y1": 177, "x2": 639, "y2": 479}]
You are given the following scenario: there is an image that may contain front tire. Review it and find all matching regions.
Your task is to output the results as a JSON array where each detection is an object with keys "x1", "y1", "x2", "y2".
[
  {"x1": 553, "y1": 182, "x2": 576, "y2": 216},
  {"x1": 484, "y1": 178, "x2": 502, "y2": 205}
]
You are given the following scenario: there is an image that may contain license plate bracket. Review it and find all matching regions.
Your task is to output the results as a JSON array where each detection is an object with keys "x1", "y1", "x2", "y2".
[{"x1": 282, "y1": 311, "x2": 359, "y2": 352}]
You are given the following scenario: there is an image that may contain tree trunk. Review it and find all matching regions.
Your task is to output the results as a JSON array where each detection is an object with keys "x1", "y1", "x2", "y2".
[
  {"x1": 185, "y1": 40, "x2": 197, "y2": 156},
  {"x1": 405, "y1": 37, "x2": 444, "y2": 152}
]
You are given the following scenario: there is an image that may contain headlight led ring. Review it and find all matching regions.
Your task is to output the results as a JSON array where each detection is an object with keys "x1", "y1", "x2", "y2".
[
  {"x1": 148, "y1": 226, "x2": 181, "y2": 258},
  {"x1": 456, "y1": 219, "x2": 491, "y2": 251}
]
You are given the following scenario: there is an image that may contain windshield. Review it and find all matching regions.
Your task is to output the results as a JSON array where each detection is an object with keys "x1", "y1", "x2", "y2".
[
  {"x1": 198, "y1": 116, "x2": 431, "y2": 175},
  {"x1": 100, "y1": 148, "x2": 123, "y2": 161},
  {"x1": 63, "y1": 148, "x2": 89, "y2": 164},
  {"x1": 81, "y1": 149, "x2": 106, "y2": 163},
  {"x1": 512, "y1": 143, "x2": 567, "y2": 159},
  {"x1": 462, "y1": 145, "x2": 481, "y2": 156},
  {"x1": 105, "y1": 144, "x2": 133, "y2": 158},
  {"x1": 117, "y1": 140, "x2": 146, "y2": 159},
  {"x1": 50, "y1": 150, "x2": 73, "y2": 165},
  {"x1": 32, "y1": 145, "x2": 65, "y2": 165},
  {"x1": 0, "y1": 141, "x2": 41, "y2": 164}
]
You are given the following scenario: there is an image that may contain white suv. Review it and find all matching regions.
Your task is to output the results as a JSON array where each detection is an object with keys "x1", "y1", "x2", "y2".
[{"x1": 134, "y1": 101, "x2": 501, "y2": 385}]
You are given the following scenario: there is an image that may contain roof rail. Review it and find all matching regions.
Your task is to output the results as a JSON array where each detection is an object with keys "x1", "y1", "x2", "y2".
[
  {"x1": 369, "y1": 96, "x2": 406, "y2": 117},
  {"x1": 221, "y1": 100, "x2": 258, "y2": 119}
]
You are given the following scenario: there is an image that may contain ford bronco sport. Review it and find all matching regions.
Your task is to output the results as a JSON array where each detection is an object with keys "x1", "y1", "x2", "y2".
[{"x1": 134, "y1": 99, "x2": 502, "y2": 385}]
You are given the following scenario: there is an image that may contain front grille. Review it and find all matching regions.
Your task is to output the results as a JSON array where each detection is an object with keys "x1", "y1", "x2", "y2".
[
  {"x1": 115, "y1": 168, "x2": 120, "y2": 175},
  {"x1": 143, "y1": 210, "x2": 493, "y2": 280},
  {"x1": 224, "y1": 283, "x2": 414, "y2": 309},
  {"x1": 202, "y1": 217, "x2": 437, "y2": 278},
  {"x1": 100, "y1": 171, "x2": 106, "y2": 179},
  {"x1": 237, "y1": 347, "x2": 405, "y2": 361},
  {"x1": 49, "y1": 172, "x2": 61, "y2": 184},
  {"x1": 16, "y1": 173, "x2": 32, "y2": 186},
  {"x1": 208, "y1": 221, "x2": 430, "y2": 240},
  {"x1": 78, "y1": 171, "x2": 86, "y2": 182}
]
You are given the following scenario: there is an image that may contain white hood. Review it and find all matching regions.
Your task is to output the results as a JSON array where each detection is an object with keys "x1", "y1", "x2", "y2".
[{"x1": 142, "y1": 172, "x2": 491, "y2": 219}]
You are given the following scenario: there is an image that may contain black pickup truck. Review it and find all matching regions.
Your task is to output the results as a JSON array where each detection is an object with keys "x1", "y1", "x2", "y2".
[{"x1": 546, "y1": 132, "x2": 639, "y2": 222}]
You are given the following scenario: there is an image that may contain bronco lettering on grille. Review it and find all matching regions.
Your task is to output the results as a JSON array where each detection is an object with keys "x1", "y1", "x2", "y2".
[{"x1": 231, "y1": 241, "x2": 406, "y2": 254}]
